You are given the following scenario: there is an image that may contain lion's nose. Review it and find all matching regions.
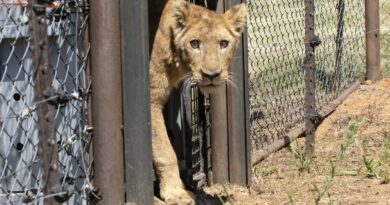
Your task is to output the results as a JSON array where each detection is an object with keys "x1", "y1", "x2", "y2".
[{"x1": 201, "y1": 70, "x2": 220, "y2": 80}]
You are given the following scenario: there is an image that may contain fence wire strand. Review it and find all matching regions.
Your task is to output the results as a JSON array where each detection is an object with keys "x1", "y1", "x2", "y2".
[{"x1": 0, "y1": 0, "x2": 92, "y2": 204}]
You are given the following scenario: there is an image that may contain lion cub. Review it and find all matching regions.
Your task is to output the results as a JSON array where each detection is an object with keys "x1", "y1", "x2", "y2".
[{"x1": 150, "y1": 0, "x2": 247, "y2": 204}]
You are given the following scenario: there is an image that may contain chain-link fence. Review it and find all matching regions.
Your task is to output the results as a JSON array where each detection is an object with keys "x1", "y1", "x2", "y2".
[
  {"x1": 0, "y1": 0, "x2": 92, "y2": 204},
  {"x1": 1, "y1": 0, "x2": 387, "y2": 203},
  {"x1": 381, "y1": 0, "x2": 390, "y2": 77},
  {"x1": 247, "y1": 0, "x2": 366, "y2": 151}
]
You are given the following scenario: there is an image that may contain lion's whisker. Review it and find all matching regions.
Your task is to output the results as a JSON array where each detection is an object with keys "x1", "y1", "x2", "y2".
[
  {"x1": 228, "y1": 72, "x2": 239, "y2": 77},
  {"x1": 228, "y1": 73, "x2": 238, "y2": 81},
  {"x1": 227, "y1": 75, "x2": 238, "y2": 90},
  {"x1": 227, "y1": 79, "x2": 238, "y2": 90}
]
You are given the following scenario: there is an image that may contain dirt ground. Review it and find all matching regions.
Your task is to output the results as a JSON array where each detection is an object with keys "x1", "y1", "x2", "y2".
[{"x1": 200, "y1": 77, "x2": 390, "y2": 205}]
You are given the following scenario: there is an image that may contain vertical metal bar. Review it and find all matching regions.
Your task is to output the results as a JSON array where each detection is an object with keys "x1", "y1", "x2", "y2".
[
  {"x1": 334, "y1": 0, "x2": 345, "y2": 94},
  {"x1": 225, "y1": 0, "x2": 251, "y2": 185},
  {"x1": 90, "y1": 0, "x2": 125, "y2": 204},
  {"x1": 209, "y1": 90, "x2": 229, "y2": 183},
  {"x1": 209, "y1": 0, "x2": 229, "y2": 184},
  {"x1": 121, "y1": 0, "x2": 154, "y2": 204},
  {"x1": 226, "y1": 45, "x2": 249, "y2": 184},
  {"x1": 304, "y1": 0, "x2": 317, "y2": 157},
  {"x1": 29, "y1": 2, "x2": 60, "y2": 204},
  {"x1": 365, "y1": 0, "x2": 381, "y2": 82},
  {"x1": 243, "y1": 32, "x2": 252, "y2": 186}
]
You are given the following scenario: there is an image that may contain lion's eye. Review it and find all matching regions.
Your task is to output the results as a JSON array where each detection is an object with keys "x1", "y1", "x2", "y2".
[
  {"x1": 220, "y1": 40, "x2": 229, "y2": 49},
  {"x1": 190, "y1": 40, "x2": 201, "y2": 49}
]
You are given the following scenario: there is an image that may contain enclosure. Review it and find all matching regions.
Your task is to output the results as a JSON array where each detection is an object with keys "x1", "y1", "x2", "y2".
[{"x1": 0, "y1": 0, "x2": 388, "y2": 204}]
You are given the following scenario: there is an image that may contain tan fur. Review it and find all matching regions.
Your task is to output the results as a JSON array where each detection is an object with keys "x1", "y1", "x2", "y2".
[{"x1": 150, "y1": 1, "x2": 247, "y2": 204}]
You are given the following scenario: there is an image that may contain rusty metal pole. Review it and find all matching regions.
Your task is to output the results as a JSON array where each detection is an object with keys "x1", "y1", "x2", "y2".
[
  {"x1": 365, "y1": 0, "x2": 381, "y2": 82},
  {"x1": 208, "y1": 0, "x2": 229, "y2": 184},
  {"x1": 209, "y1": 90, "x2": 229, "y2": 184},
  {"x1": 304, "y1": 0, "x2": 318, "y2": 157},
  {"x1": 334, "y1": 0, "x2": 345, "y2": 95},
  {"x1": 90, "y1": 0, "x2": 125, "y2": 204},
  {"x1": 29, "y1": 1, "x2": 60, "y2": 204}
]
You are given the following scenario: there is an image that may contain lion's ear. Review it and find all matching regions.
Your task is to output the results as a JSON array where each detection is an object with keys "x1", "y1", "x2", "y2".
[
  {"x1": 224, "y1": 3, "x2": 247, "y2": 36},
  {"x1": 172, "y1": 0, "x2": 189, "y2": 29}
]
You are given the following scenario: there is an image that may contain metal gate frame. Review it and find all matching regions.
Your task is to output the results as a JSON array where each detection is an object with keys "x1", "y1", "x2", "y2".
[
  {"x1": 121, "y1": 0, "x2": 154, "y2": 204},
  {"x1": 91, "y1": 0, "x2": 252, "y2": 204}
]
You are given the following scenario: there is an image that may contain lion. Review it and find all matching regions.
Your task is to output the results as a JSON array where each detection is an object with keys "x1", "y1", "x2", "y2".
[{"x1": 149, "y1": 0, "x2": 247, "y2": 204}]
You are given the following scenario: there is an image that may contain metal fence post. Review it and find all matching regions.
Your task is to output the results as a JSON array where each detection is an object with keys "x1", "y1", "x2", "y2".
[
  {"x1": 209, "y1": 90, "x2": 229, "y2": 183},
  {"x1": 334, "y1": 0, "x2": 345, "y2": 94},
  {"x1": 29, "y1": 1, "x2": 60, "y2": 204},
  {"x1": 90, "y1": 0, "x2": 125, "y2": 204},
  {"x1": 366, "y1": 0, "x2": 381, "y2": 82},
  {"x1": 225, "y1": 0, "x2": 251, "y2": 185},
  {"x1": 121, "y1": 0, "x2": 154, "y2": 203},
  {"x1": 304, "y1": 0, "x2": 318, "y2": 157}
]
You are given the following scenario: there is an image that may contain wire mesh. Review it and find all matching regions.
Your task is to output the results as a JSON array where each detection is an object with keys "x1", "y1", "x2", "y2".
[
  {"x1": 173, "y1": 81, "x2": 207, "y2": 188},
  {"x1": 188, "y1": 85, "x2": 206, "y2": 188},
  {"x1": 381, "y1": 0, "x2": 390, "y2": 77},
  {"x1": 189, "y1": 86, "x2": 203, "y2": 178},
  {"x1": 247, "y1": 0, "x2": 366, "y2": 151},
  {"x1": 315, "y1": 0, "x2": 365, "y2": 109},
  {"x1": 0, "y1": 0, "x2": 92, "y2": 204}
]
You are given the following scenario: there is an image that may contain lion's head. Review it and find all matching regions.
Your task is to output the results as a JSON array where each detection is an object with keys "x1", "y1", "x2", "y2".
[{"x1": 171, "y1": 1, "x2": 247, "y2": 92}]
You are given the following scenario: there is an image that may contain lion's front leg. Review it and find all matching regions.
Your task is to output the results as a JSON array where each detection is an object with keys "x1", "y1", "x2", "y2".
[{"x1": 151, "y1": 105, "x2": 195, "y2": 205}]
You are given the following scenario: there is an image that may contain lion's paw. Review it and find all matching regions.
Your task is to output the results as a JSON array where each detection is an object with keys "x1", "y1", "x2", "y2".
[{"x1": 161, "y1": 189, "x2": 195, "y2": 205}]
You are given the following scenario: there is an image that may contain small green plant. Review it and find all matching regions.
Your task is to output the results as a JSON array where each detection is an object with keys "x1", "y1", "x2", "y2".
[
  {"x1": 217, "y1": 185, "x2": 234, "y2": 205},
  {"x1": 363, "y1": 155, "x2": 378, "y2": 179},
  {"x1": 287, "y1": 190, "x2": 294, "y2": 205},
  {"x1": 378, "y1": 163, "x2": 390, "y2": 184},
  {"x1": 311, "y1": 159, "x2": 337, "y2": 204},
  {"x1": 380, "y1": 132, "x2": 390, "y2": 160},
  {"x1": 378, "y1": 132, "x2": 390, "y2": 183},
  {"x1": 253, "y1": 165, "x2": 280, "y2": 178},
  {"x1": 329, "y1": 160, "x2": 336, "y2": 178},
  {"x1": 313, "y1": 176, "x2": 333, "y2": 205},
  {"x1": 337, "y1": 120, "x2": 359, "y2": 160},
  {"x1": 291, "y1": 141, "x2": 314, "y2": 173}
]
